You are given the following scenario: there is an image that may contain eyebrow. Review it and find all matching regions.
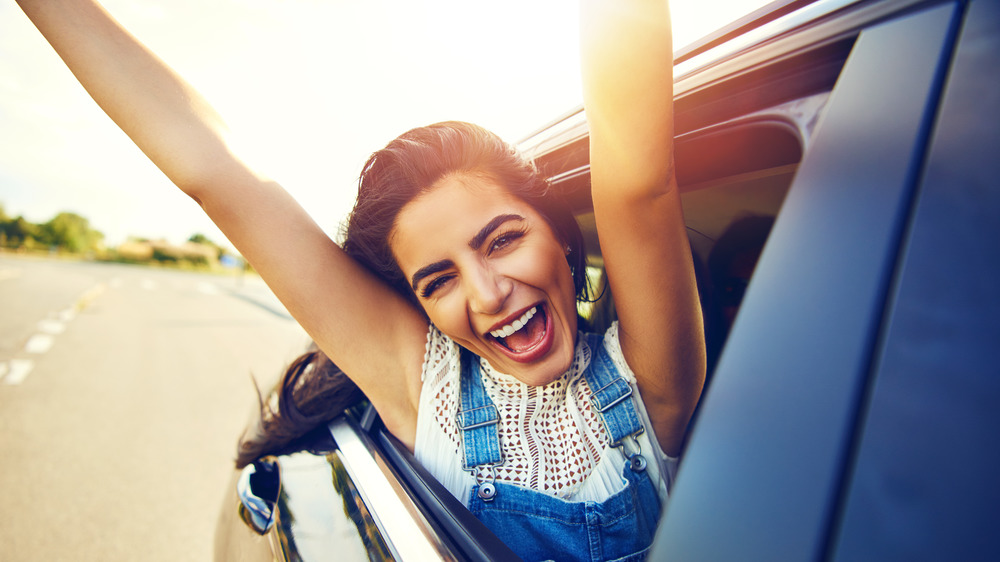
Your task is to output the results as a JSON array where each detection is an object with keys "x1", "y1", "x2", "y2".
[
  {"x1": 410, "y1": 259, "x2": 455, "y2": 292},
  {"x1": 409, "y1": 214, "x2": 526, "y2": 292},
  {"x1": 469, "y1": 214, "x2": 525, "y2": 251}
]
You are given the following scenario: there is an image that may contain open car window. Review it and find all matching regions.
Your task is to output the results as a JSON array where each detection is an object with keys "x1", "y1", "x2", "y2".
[
  {"x1": 359, "y1": 23, "x2": 856, "y2": 560},
  {"x1": 537, "y1": 33, "x2": 853, "y2": 376}
]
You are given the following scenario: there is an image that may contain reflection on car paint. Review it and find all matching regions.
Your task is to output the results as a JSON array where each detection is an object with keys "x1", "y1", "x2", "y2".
[
  {"x1": 329, "y1": 451, "x2": 395, "y2": 561},
  {"x1": 237, "y1": 460, "x2": 280, "y2": 535},
  {"x1": 271, "y1": 451, "x2": 379, "y2": 561}
]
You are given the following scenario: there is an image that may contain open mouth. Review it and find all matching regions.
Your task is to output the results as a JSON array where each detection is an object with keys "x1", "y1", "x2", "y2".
[{"x1": 488, "y1": 305, "x2": 549, "y2": 355}]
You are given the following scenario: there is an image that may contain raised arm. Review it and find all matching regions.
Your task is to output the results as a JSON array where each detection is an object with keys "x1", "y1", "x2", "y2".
[
  {"x1": 15, "y1": 0, "x2": 428, "y2": 445},
  {"x1": 580, "y1": 0, "x2": 705, "y2": 456}
]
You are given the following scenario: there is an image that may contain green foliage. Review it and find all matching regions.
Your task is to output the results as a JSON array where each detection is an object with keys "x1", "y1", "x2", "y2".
[
  {"x1": 188, "y1": 233, "x2": 211, "y2": 245},
  {"x1": 1, "y1": 215, "x2": 42, "y2": 248},
  {"x1": 0, "y1": 203, "x2": 243, "y2": 271},
  {"x1": 188, "y1": 232, "x2": 228, "y2": 260},
  {"x1": 41, "y1": 212, "x2": 104, "y2": 253},
  {"x1": 151, "y1": 248, "x2": 179, "y2": 263},
  {"x1": 0, "y1": 205, "x2": 103, "y2": 254}
]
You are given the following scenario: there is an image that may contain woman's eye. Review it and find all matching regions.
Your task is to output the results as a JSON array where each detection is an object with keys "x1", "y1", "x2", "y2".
[
  {"x1": 421, "y1": 275, "x2": 453, "y2": 298},
  {"x1": 488, "y1": 230, "x2": 525, "y2": 255}
]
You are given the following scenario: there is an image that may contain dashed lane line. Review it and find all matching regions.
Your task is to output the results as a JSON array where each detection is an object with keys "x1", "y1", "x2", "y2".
[
  {"x1": 1, "y1": 281, "x2": 107, "y2": 386},
  {"x1": 24, "y1": 334, "x2": 55, "y2": 354},
  {"x1": 37, "y1": 319, "x2": 66, "y2": 335},
  {"x1": 2, "y1": 360, "x2": 35, "y2": 386},
  {"x1": 76, "y1": 283, "x2": 106, "y2": 309}
]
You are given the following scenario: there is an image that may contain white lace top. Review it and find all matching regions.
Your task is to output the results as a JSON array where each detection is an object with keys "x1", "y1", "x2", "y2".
[{"x1": 414, "y1": 321, "x2": 679, "y2": 505}]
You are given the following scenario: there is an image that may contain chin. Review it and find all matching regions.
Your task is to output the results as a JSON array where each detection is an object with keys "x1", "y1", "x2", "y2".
[{"x1": 516, "y1": 343, "x2": 576, "y2": 387}]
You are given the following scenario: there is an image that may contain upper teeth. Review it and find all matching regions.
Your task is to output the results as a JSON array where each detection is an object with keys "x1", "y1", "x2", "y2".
[{"x1": 490, "y1": 307, "x2": 537, "y2": 339}]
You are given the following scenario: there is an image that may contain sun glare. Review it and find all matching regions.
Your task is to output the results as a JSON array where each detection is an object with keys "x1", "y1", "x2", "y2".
[
  {"x1": 2, "y1": 0, "x2": 769, "y2": 248},
  {"x1": 672, "y1": 0, "x2": 769, "y2": 49},
  {"x1": 201, "y1": 0, "x2": 584, "y2": 234}
]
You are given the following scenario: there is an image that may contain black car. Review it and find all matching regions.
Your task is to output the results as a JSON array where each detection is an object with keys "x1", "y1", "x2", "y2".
[{"x1": 214, "y1": 0, "x2": 1000, "y2": 559}]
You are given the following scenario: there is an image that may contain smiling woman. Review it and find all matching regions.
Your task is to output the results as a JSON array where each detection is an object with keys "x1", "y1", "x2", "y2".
[
  {"x1": 392, "y1": 174, "x2": 579, "y2": 387},
  {"x1": 13, "y1": 0, "x2": 705, "y2": 559}
]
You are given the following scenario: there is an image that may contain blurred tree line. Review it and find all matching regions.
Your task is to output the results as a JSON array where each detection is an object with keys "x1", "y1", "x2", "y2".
[
  {"x1": 0, "y1": 203, "x2": 103, "y2": 253},
  {"x1": 0, "y1": 203, "x2": 243, "y2": 271}
]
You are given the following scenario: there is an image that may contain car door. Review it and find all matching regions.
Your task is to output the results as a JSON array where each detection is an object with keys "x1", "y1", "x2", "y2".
[{"x1": 653, "y1": 0, "x2": 999, "y2": 560}]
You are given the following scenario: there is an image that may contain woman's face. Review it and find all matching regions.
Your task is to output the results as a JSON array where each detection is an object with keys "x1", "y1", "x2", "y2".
[{"x1": 390, "y1": 173, "x2": 578, "y2": 386}]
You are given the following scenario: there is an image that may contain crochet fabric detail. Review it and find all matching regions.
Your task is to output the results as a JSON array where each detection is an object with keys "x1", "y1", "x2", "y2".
[{"x1": 419, "y1": 325, "x2": 627, "y2": 499}]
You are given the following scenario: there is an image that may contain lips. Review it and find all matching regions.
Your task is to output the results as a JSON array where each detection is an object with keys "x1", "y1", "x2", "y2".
[{"x1": 486, "y1": 304, "x2": 554, "y2": 363}]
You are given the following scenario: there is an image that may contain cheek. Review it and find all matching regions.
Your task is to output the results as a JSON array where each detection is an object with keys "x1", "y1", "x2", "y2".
[
  {"x1": 514, "y1": 251, "x2": 574, "y2": 306},
  {"x1": 512, "y1": 241, "x2": 568, "y2": 280},
  {"x1": 543, "y1": 248, "x2": 576, "y2": 297},
  {"x1": 423, "y1": 296, "x2": 471, "y2": 336}
]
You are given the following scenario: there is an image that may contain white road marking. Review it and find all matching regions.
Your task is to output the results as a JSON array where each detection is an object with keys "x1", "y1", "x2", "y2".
[
  {"x1": 3, "y1": 360, "x2": 35, "y2": 385},
  {"x1": 38, "y1": 319, "x2": 66, "y2": 335},
  {"x1": 24, "y1": 334, "x2": 55, "y2": 354},
  {"x1": 2, "y1": 281, "x2": 110, "y2": 389},
  {"x1": 76, "y1": 283, "x2": 106, "y2": 309},
  {"x1": 140, "y1": 279, "x2": 157, "y2": 290}
]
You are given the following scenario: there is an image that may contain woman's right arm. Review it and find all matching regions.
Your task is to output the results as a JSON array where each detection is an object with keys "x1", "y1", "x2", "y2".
[{"x1": 16, "y1": 0, "x2": 428, "y2": 446}]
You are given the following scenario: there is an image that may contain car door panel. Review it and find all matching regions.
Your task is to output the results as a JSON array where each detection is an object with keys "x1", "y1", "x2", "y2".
[
  {"x1": 652, "y1": 3, "x2": 961, "y2": 559},
  {"x1": 833, "y1": 0, "x2": 1000, "y2": 558}
]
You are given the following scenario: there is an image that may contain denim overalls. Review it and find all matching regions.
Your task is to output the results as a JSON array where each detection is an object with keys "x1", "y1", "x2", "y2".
[{"x1": 456, "y1": 333, "x2": 662, "y2": 562}]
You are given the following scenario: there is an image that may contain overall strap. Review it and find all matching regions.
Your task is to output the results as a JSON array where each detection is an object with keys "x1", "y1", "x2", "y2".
[
  {"x1": 456, "y1": 349, "x2": 504, "y2": 470},
  {"x1": 583, "y1": 332, "x2": 646, "y2": 449}
]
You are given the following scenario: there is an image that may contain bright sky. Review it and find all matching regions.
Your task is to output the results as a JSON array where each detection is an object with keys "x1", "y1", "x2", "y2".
[{"x1": 0, "y1": 0, "x2": 770, "y2": 250}]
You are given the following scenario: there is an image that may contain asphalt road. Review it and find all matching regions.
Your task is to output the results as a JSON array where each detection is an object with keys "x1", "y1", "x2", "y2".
[{"x1": 0, "y1": 254, "x2": 309, "y2": 561}]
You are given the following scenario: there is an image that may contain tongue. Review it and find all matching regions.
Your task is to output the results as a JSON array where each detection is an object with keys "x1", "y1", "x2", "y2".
[{"x1": 502, "y1": 310, "x2": 545, "y2": 353}]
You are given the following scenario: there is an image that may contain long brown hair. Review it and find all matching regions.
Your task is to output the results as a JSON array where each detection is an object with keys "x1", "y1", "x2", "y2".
[
  {"x1": 236, "y1": 121, "x2": 590, "y2": 465},
  {"x1": 236, "y1": 344, "x2": 364, "y2": 468}
]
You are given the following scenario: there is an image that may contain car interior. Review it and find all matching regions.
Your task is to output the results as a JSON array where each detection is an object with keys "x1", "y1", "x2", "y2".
[{"x1": 548, "y1": 96, "x2": 826, "y2": 381}]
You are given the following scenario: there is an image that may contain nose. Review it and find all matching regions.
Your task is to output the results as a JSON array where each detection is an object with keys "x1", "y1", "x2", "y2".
[{"x1": 467, "y1": 264, "x2": 511, "y2": 316}]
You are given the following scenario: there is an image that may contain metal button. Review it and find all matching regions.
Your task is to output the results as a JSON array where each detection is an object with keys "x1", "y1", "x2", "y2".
[
  {"x1": 629, "y1": 454, "x2": 647, "y2": 473},
  {"x1": 478, "y1": 482, "x2": 497, "y2": 501}
]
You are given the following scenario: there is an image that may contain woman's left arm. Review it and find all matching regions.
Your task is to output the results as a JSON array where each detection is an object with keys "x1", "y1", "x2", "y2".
[{"x1": 581, "y1": 0, "x2": 705, "y2": 456}]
